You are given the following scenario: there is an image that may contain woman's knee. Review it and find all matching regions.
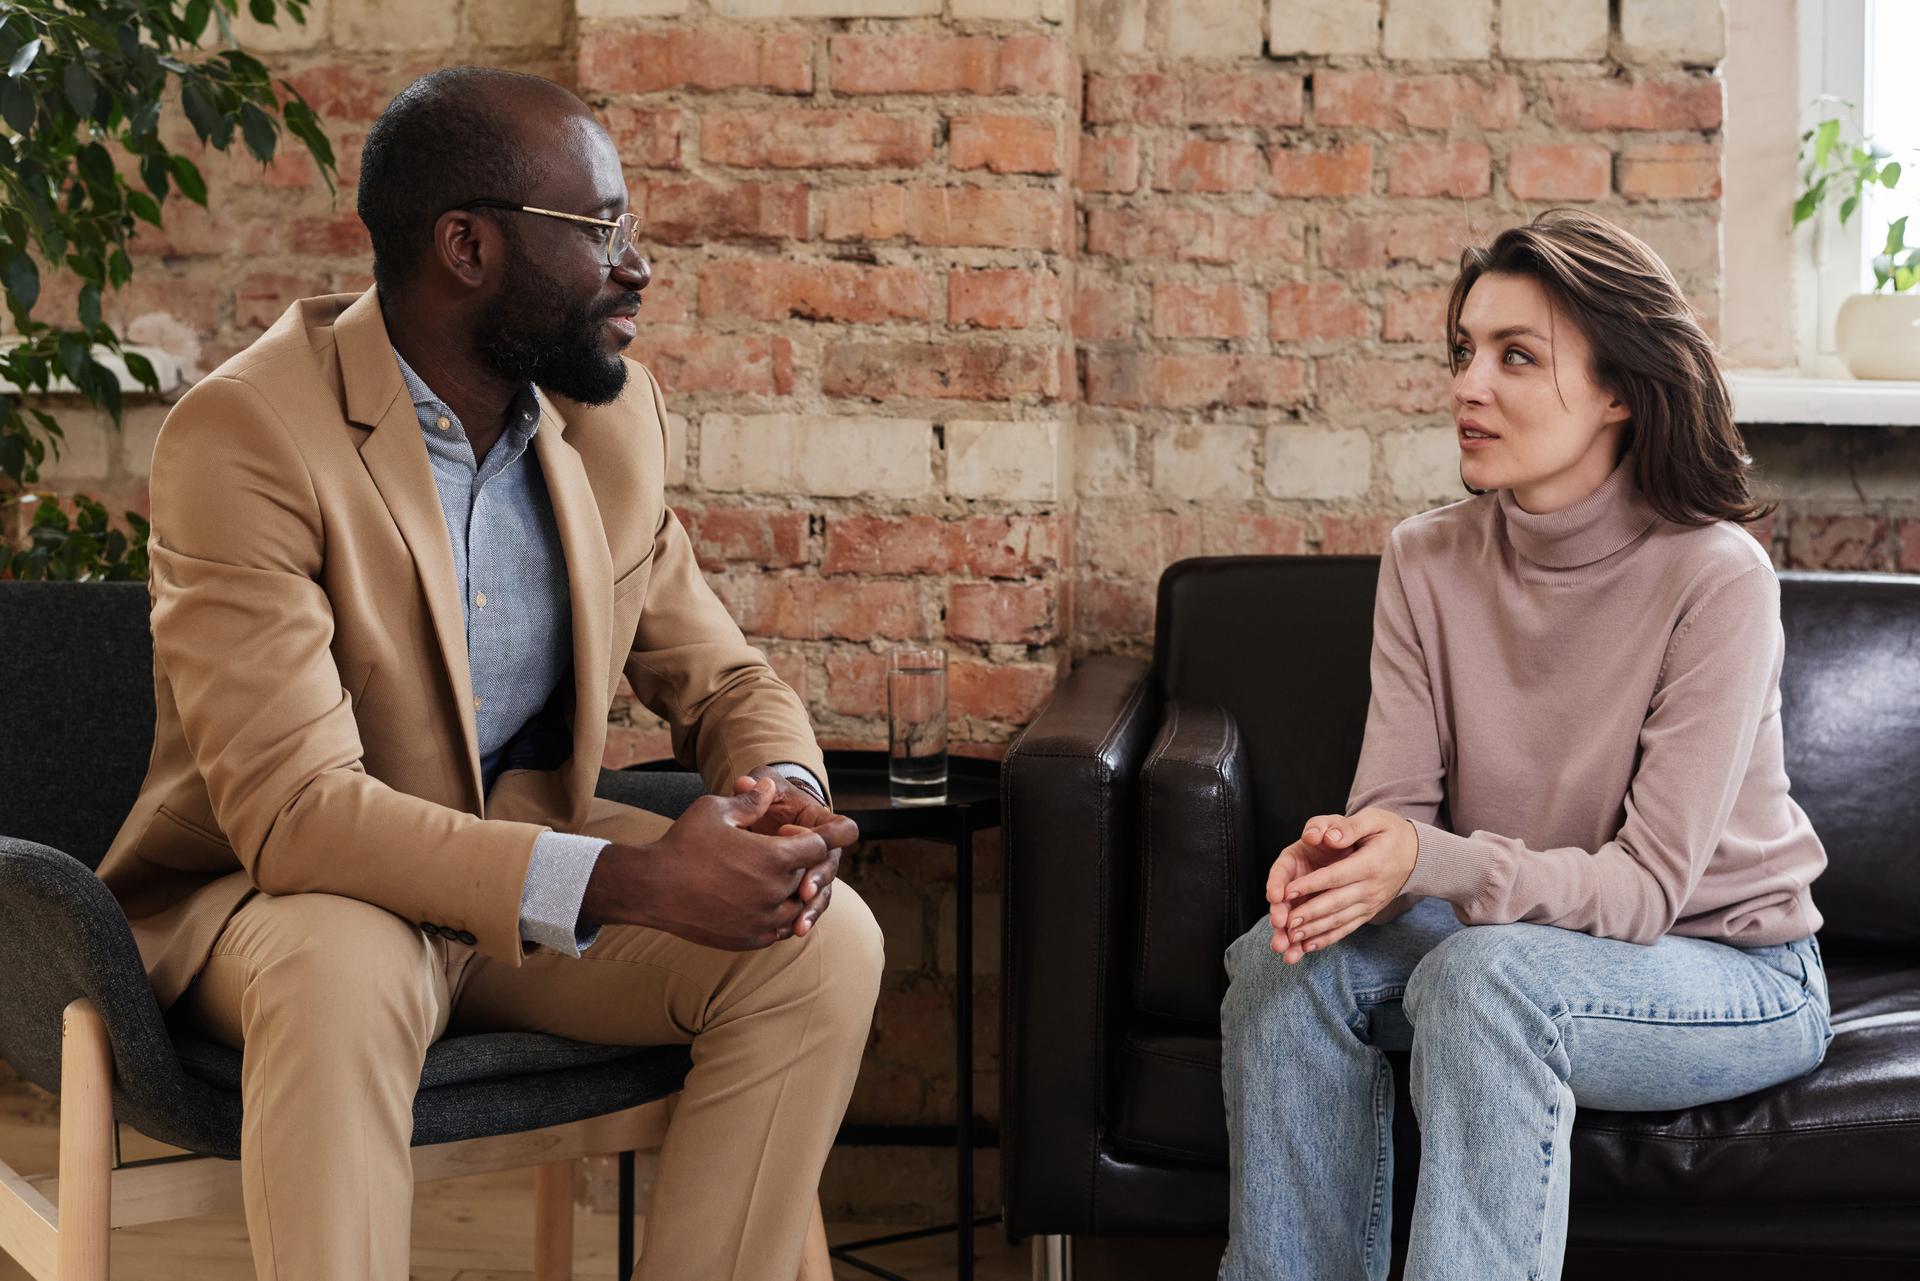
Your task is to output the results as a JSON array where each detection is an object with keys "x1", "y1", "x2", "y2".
[{"x1": 1405, "y1": 925, "x2": 1565, "y2": 1059}]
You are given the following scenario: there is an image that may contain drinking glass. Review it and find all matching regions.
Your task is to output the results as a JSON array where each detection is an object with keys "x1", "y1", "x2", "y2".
[{"x1": 887, "y1": 646, "x2": 948, "y2": 806}]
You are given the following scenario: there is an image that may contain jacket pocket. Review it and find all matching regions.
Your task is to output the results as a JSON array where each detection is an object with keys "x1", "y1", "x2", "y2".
[
  {"x1": 611, "y1": 558, "x2": 652, "y2": 603},
  {"x1": 144, "y1": 804, "x2": 237, "y2": 872}
]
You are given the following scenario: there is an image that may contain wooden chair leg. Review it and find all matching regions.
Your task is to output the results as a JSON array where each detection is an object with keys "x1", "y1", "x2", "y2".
[
  {"x1": 795, "y1": 1197, "x2": 830, "y2": 1281},
  {"x1": 58, "y1": 999, "x2": 113, "y2": 1281},
  {"x1": 532, "y1": 1159, "x2": 574, "y2": 1281}
]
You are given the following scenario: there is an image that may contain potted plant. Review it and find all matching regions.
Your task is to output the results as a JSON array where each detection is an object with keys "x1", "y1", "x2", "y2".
[{"x1": 1794, "y1": 113, "x2": 1920, "y2": 379}]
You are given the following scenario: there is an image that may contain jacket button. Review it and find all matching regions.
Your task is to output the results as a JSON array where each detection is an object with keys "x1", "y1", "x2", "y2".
[{"x1": 456, "y1": 930, "x2": 477, "y2": 945}]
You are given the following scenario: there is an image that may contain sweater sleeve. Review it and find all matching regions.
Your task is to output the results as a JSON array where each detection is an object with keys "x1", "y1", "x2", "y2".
[
  {"x1": 1344, "y1": 531, "x2": 1447, "y2": 923},
  {"x1": 1400, "y1": 564, "x2": 1782, "y2": 944}
]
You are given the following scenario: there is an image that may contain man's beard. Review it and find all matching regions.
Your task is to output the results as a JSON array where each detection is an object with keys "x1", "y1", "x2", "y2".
[{"x1": 473, "y1": 253, "x2": 629, "y2": 406}]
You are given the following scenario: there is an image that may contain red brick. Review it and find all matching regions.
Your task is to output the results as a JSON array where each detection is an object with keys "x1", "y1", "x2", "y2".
[
  {"x1": 599, "y1": 107, "x2": 685, "y2": 170},
  {"x1": 825, "y1": 649, "x2": 889, "y2": 717},
  {"x1": 1075, "y1": 578, "x2": 1156, "y2": 639},
  {"x1": 226, "y1": 146, "x2": 317, "y2": 190},
  {"x1": 952, "y1": 514, "x2": 1066, "y2": 577},
  {"x1": 1077, "y1": 135, "x2": 1141, "y2": 193},
  {"x1": 234, "y1": 273, "x2": 312, "y2": 331},
  {"x1": 677, "y1": 506, "x2": 809, "y2": 571},
  {"x1": 702, "y1": 110, "x2": 931, "y2": 170},
  {"x1": 1901, "y1": 520, "x2": 1920, "y2": 573},
  {"x1": 722, "y1": 577, "x2": 926, "y2": 641},
  {"x1": 640, "y1": 180, "x2": 809, "y2": 245},
  {"x1": 949, "y1": 658, "x2": 1058, "y2": 723},
  {"x1": 1087, "y1": 353, "x2": 1306, "y2": 409},
  {"x1": 1073, "y1": 280, "x2": 1136, "y2": 340},
  {"x1": 285, "y1": 64, "x2": 391, "y2": 119},
  {"x1": 628, "y1": 330, "x2": 795, "y2": 396},
  {"x1": 603, "y1": 724, "x2": 674, "y2": 770},
  {"x1": 821, "y1": 514, "x2": 1064, "y2": 578},
  {"x1": 829, "y1": 34, "x2": 1068, "y2": 97},
  {"x1": 1787, "y1": 516, "x2": 1890, "y2": 571},
  {"x1": 1318, "y1": 513, "x2": 1399, "y2": 555},
  {"x1": 824, "y1": 186, "x2": 1067, "y2": 251},
  {"x1": 948, "y1": 269, "x2": 1062, "y2": 330},
  {"x1": 950, "y1": 115, "x2": 1060, "y2": 175},
  {"x1": 1547, "y1": 76, "x2": 1722, "y2": 131},
  {"x1": 639, "y1": 274, "x2": 690, "y2": 324},
  {"x1": 1507, "y1": 143, "x2": 1612, "y2": 202},
  {"x1": 1270, "y1": 142, "x2": 1372, "y2": 196},
  {"x1": 947, "y1": 582, "x2": 1057, "y2": 644},
  {"x1": 823, "y1": 341, "x2": 1062, "y2": 402},
  {"x1": 1318, "y1": 211, "x2": 1476, "y2": 270},
  {"x1": 1086, "y1": 208, "x2": 1303, "y2": 264},
  {"x1": 1269, "y1": 282, "x2": 1371, "y2": 341},
  {"x1": 1387, "y1": 143, "x2": 1491, "y2": 199},
  {"x1": 1155, "y1": 138, "x2": 1262, "y2": 194},
  {"x1": 1202, "y1": 512, "x2": 1308, "y2": 556},
  {"x1": 1314, "y1": 71, "x2": 1522, "y2": 130},
  {"x1": 1618, "y1": 144, "x2": 1720, "y2": 201},
  {"x1": 130, "y1": 203, "x2": 278, "y2": 258},
  {"x1": 1187, "y1": 73, "x2": 1305, "y2": 126},
  {"x1": 1618, "y1": 213, "x2": 1721, "y2": 278},
  {"x1": 699, "y1": 259, "x2": 931, "y2": 323},
  {"x1": 1382, "y1": 287, "x2": 1451, "y2": 343},
  {"x1": 335, "y1": 132, "x2": 367, "y2": 188},
  {"x1": 1084, "y1": 73, "x2": 1180, "y2": 124},
  {"x1": 580, "y1": 29, "x2": 812, "y2": 96},
  {"x1": 1152, "y1": 283, "x2": 1256, "y2": 339},
  {"x1": 1319, "y1": 357, "x2": 1450, "y2": 413},
  {"x1": 1076, "y1": 511, "x2": 1202, "y2": 577},
  {"x1": 288, "y1": 210, "x2": 371, "y2": 257}
]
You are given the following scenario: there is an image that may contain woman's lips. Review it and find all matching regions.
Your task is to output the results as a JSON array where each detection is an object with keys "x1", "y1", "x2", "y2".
[{"x1": 1458, "y1": 424, "x2": 1498, "y2": 450}]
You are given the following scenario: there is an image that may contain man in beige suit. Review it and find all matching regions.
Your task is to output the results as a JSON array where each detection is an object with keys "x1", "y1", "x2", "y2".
[{"x1": 95, "y1": 67, "x2": 883, "y2": 1281}]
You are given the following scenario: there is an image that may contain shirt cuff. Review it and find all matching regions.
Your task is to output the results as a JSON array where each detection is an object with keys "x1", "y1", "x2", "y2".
[
  {"x1": 518, "y1": 830, "x2": 610, "y2": 958},
  {"x1": 1401, "y1": 820, "x2": 1490, "y2": 906},
  {"x1": 767, "y1": 761, "x2": 827, "y2": 803}
]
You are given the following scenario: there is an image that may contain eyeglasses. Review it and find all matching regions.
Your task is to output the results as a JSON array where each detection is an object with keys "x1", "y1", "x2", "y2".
[{"x1": 458, "y1": 199, "x2": 643, "y2": 268}]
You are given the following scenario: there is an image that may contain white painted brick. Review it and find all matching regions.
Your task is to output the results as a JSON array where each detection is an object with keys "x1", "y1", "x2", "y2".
[
  {"x1": 333, "y1": 0, "x2": 454, "y2": 49},
  {"x1": 576, "y1": 0, "x2": 688, "y2": 14},
  {"x1": 1075, "y1": 420, "x2": 1138, "y2": 496},
  {"x1": 952, "y1": 0, "x2": 1065, "y2": 21},
  {"x1": 117, "y1": 404, "x2": 171, "y2": 479},
  {"x1": 1621, "y1": 0, "x2": 1725, "y2": 65},
  {"x1": 1268, "y1": 0, "x2": 1380, "y2": 56},
  {"x1": 464, "y1": 0, "x2": 566, "y2": 47},
  {"x1": 712, "y1": 0, "x2": 940, "y2": 17},
  {"x1": 1263, "y1": 425, "x2": 1372, "y2": 500},
  {"x1": 1083, "y1": 0, "x2": 1151, "y2": 55},
  {"x1": 1500, "y1": 0, "x2": 1608, "y2": 60},
  {"x1": 665, "y1": 412, "x2": 687, "y2": 488},
  {"x1": 230, "y1": 0, "x2": 330, "y2": 53},
  {"x1": 35, "y1": 408, "x2": 112, "y2": 483},
  {"x1": 1152, "y1": 425, "x2": 1256, "y2": 501},
  {"x1": 1382, "y1": 0, "x2": 1491, "y2": 59},
  {"x1": 945, "y1": 419, "x2": 1071, "y2": 502},
  {"x1": 1168, "y1": 0, "x2": 1265, "y2": 59},
  {"x1": 1385, "y1": 426, "x2": 1464, "y2": 503},
  {"x1": 701, "y1": 414, "x2": 932, "y2": 499}
]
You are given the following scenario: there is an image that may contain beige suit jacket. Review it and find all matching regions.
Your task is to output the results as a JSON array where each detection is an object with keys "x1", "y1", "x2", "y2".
[{"x1": 97, "y1": 289, "x2": 825, "y2": 1009}]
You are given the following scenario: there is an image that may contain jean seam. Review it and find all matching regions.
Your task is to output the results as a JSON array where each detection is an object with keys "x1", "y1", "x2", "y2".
[
  {"x1": 1363, "y1": 1050, "x2": 1391, "y2": 1281},
  {"x1": 1527, "y1": 1095, "x2": 1561, "y2": 1281},
  {"x1": 1565, "y1": 994, "x2": 1808, "y2": 1030}
]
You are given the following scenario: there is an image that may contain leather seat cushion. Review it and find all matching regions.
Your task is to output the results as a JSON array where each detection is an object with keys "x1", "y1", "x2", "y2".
[{"x1": 1110, "y1": 960, "x2": 1920, "y2": 1207}]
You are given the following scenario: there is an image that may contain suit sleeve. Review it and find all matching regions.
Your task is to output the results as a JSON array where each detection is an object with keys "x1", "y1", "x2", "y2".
[
  {"x1": 147, "y1": 375, "x2": 546, "y2": 963},
  {"x1": 620, "y1": 367, "x2": 828, "y2": 799}
]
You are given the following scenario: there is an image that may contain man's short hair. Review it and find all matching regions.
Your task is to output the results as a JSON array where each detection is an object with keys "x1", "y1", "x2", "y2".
[{"x1": 356, "y1": 67, "x2": 556, "y2": 301}]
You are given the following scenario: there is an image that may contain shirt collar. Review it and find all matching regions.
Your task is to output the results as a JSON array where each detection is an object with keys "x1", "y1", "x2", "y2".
[
  {"x1": 1497, "y1": 451, "x2": 1661, "y2": 570},
  {"x1": 390, "y1": 346, "x2": 543, "y2": 446}
]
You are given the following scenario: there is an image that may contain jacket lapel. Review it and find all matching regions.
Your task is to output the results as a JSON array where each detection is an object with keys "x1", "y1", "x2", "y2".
[
  {"x1": 334, "y1": 290, "x2": 485, "y2": 811},
  {"x1": 532, "y1": 394, "x2": 614, "y2": 831}
]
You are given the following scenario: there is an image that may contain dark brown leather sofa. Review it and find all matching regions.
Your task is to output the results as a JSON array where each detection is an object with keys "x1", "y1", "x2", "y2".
[{"x1": 1002, "y1": 557, "x2": 1920, "y2": 1270}]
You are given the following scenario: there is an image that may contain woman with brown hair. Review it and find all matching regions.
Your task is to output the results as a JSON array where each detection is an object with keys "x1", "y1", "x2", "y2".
[{"x1": 1218, "y1": 210, "x2": 1831, "y2": 1280}]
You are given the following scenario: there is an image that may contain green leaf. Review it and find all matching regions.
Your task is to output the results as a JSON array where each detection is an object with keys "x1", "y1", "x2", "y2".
[
  {"x1": 1883, "y1": 160, "x2": 1902, "y2": 189},
  {"x1": 185, "y1": 0, "x2": 212, "y2": 43},
  {"x1": 1897, "y1": 264, "x2": 1917, "y2": 292},
  {"x1": 139, "y1": 153, "x2": 170, "y2": 200},
  {"x1": 169, "y1": 154, "x2": 208, "y2": 206},
  {"x1": 1, "y1": 77, "x2": 33, "y2": 134},
  {"x1": 239, "y1": 101, "x2": 276, "y2": 165},
  {"x1": 62, "y1": 61, "x2": 96, "y2": 118},
  {"x1": 249, "y1": 0, "x2": 276, "y2": 23},
  {"x1": 122, "y1": 350, "x2": 157, "y2": 391},
  {"x1": 4, "y1": 254, "x2": 39, "y2": 312},
  {"x1": 181, "y1": 80, "x2": 223, "y2": 146},
  {"x1": 1792, "y1": 188, "x2": 1819, "y2": 228},
  {"x1": 57, "y1": 333, "x2": 89, "y2": 385},
  {"x1": 1813, "y1": 118, "x2": 1841, "y2": 172},
  {"x1": 7, "y1": 37, "x2": 39, "y2": 78},
  {"x1": 1840, "y1": 194, "x2": 1857, "y2": 224},
  {"x1": 107, "y1": 248, "x2": 131, "y2": 288},
  {"x1": 77, "y1": 142, "x2": 116, "y2": 194},
  {"x1": 1888, "y1": 215, "x2": 1909, "y2": 254},
  {"x1": 127, "y1": 189, "x2": 161, "y2": 225},
  {"x1": 77, "y1": 283, "x2": 100, "y2": 331}
]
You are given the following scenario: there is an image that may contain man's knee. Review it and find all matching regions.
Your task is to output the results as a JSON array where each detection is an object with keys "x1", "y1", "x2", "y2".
[{"x1": 804, "y1": 880, "x2": 885, "y2": 1020}]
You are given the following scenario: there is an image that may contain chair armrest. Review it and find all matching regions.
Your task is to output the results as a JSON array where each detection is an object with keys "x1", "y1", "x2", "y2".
[
  {"x1": 593, "y1": 767, "x2": 707, "y2": 821},
  {"x1": 1136, "y1": 701, "x2": 1258, "y2": 1024},
  {"x1": 0, "y1": 836, "x2": 237, "y2": 1155},
  {"x1": 1000, "y1": 655, "x2": 1159, "y2": 1236}
]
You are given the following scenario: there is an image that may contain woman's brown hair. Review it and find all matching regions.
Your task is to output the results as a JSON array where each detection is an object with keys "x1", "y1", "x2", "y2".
[{"x1": 1444, "y1": 209, "x2": 1771, "y2": 527}]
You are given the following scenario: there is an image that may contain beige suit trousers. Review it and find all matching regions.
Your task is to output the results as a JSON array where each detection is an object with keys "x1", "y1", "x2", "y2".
[{"x1": 176, "y1": 858, "x2": 883, "y2": 1281}]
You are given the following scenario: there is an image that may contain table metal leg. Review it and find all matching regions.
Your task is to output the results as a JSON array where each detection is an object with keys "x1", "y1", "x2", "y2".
[
  {"x1": 618, "y1": 1150, "x2": 635, "y2": 1279},
  {"x1": 956, "y1": 808, "x2": 975, "y2": 1281}
]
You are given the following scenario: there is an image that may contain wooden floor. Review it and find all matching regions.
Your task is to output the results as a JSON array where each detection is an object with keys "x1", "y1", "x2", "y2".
[{"x1": 0, "y1": 1080, "x2": 1030, "y2": 1281}]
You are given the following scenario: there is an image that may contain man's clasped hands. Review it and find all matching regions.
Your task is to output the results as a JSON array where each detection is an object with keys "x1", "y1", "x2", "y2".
[{"x1": 1266, "y1": 807, "x2": 1422, "y2": 964}]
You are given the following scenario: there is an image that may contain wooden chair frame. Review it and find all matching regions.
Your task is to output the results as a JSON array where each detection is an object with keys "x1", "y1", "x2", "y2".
[{"x1": 0, "y1": 1000, "x2": 830, "y2": 1281}]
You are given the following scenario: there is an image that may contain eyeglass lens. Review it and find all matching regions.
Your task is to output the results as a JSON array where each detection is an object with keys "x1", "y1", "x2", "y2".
[{"x1": 604, "y1": 212, "x2": 642, "y2": 266}]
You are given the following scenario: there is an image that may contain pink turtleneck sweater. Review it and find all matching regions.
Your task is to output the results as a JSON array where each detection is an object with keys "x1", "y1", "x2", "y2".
[{"x1": 1351, "y1": 455, "x2": 1825, "y2": 947}]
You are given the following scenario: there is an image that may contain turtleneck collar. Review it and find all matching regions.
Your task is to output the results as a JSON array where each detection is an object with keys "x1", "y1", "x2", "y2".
[{"x1": 1497, "y1": 452, "x2": 1660, "y2": 570}]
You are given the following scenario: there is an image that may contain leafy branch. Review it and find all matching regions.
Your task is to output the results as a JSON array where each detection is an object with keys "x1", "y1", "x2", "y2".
[{"x1": 0, "y1": 0, "x2": 336, "y2": 579}]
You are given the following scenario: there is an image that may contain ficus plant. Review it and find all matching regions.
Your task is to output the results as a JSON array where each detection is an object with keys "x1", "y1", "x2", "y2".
[
  {"x1": 1793, "y1": 111, "x2": 1919, "y2": 294},
  {"x1": 0, "y1": 0, "x2": 336, "y2": 580}
]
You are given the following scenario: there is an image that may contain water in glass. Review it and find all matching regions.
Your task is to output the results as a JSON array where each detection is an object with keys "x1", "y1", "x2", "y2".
[{"x1": 888, "y1": 653, "x2": 948, "y2": 806}]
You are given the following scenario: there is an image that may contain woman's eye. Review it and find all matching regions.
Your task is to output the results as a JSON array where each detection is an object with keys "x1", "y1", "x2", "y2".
[
  {"x1": 1503, "y1": 347, "x2": 1533, "y2": 366},
  {"x1": 1450, "y1": 344, "x2": 1471, "y2": 363}
]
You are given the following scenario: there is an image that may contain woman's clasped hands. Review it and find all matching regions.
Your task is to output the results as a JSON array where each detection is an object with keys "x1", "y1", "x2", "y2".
[{"x1": 1266, "y1": 807, "x2": 1420, "y2": 964}]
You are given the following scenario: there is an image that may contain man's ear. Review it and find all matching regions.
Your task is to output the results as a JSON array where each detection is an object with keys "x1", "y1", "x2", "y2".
[{"x1": 432, "y1": 210, "x2": 495, "y2": 290}]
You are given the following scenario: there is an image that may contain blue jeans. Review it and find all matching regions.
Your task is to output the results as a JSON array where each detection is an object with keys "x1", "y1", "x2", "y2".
[{"x1": 1219, "y1": 898, "x2": 1832, "y2": 1281}]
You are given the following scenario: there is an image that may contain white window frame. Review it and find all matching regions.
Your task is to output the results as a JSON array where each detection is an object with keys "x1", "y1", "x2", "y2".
[{"x1": 1792, "y1": 0, "x2": 1868, "y2": 378}]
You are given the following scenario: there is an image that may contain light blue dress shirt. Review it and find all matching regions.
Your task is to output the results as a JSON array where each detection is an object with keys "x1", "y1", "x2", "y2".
[{"x1": 393, "y1": 350, "x2": 823, "y2": 958}]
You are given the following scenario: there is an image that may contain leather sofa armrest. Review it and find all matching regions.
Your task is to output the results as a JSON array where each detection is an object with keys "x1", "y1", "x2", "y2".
[
  {"x1": 1137, "y1": 702, "x2": 1256, "y2": 1024},
  {"x1": 1000, "y1": 654, "x2": 1159, "y2": 1236}
]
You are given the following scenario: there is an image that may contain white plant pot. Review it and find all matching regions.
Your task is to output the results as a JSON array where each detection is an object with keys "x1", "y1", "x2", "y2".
[{"x1": 1834, "y1": 292, "x2": 1920, "y2": 380}]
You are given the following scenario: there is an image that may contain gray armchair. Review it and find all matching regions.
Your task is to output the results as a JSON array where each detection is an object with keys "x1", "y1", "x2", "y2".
[{"x1": 0, "y1": 580, "x2": 703, "y2": 1279}]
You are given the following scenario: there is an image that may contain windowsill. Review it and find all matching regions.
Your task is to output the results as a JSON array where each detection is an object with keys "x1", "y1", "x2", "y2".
[
  {"x1": 1727, "y1": 370, "x2": 1920, "y2": 426},
  {"x1": 0, "y1": 341, "x2": 184, "y2": 396}
]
